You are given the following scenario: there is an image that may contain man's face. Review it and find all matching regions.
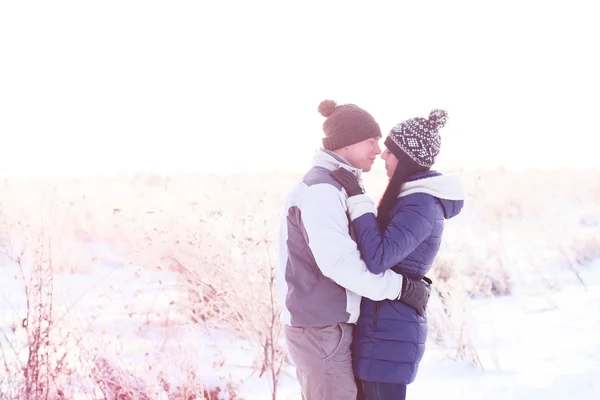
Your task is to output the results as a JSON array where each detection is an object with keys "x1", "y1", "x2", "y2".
[{"x1": 342, "y1": 138, "x2": 382, "y2": 172}]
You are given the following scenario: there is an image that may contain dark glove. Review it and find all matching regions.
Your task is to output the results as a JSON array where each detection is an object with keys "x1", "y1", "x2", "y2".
[
  {"x1": 330, "y1": 168, "x2": 364, "y2": 197},
  {"x1": 399, "y1": 276, "x2": 432, "y2": 316}
]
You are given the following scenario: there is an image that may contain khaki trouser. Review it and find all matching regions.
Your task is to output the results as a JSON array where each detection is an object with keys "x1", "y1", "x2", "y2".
[{"x1": 285, "y1": 323, "x2": 357, "y2": 400}]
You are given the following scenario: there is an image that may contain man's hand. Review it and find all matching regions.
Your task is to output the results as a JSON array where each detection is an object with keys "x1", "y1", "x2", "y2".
[
  {"x1": 330, "y1": 168, "x2": 364, "y2": 197},
  {"x1": 398, "y1": 276, "x2": 432, "y2": 316}
]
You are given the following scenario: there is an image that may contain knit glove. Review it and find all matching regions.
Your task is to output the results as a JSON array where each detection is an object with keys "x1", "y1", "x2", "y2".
[
  {"x1": 330, "y1": 168, "x2": 364, "y2": 197},
  {"x1": 398, "y1": 276, "x2": 432, "y2": 316}
]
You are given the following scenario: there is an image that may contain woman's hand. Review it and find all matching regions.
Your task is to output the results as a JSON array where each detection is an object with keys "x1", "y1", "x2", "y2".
[
  {"x1": 330, "y1": 168, "x2": 364, "y2": 197},
  {"x1": 398, "y1": 276, "x2": 432, "y2": 317}
]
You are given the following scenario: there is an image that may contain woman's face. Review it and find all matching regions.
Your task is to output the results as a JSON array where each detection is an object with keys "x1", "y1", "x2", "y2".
[{"x1": 381, "y1": 148, "x2": 398, "y2": 178}]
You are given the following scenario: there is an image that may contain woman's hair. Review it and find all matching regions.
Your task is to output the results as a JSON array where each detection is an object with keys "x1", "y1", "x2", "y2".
[{"x1": 376, "y1": 149, "x2": 429, "y2": 229}]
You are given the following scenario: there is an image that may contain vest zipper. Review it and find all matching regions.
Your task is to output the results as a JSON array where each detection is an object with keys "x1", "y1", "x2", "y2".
[{"x1": 373, "y1": 302, "x2": 380, "y2": 328}]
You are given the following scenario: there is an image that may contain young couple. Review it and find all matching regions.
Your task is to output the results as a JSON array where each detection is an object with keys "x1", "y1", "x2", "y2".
[{"x1": 276, "y1": 100, "x2": 465, "y2": 400}]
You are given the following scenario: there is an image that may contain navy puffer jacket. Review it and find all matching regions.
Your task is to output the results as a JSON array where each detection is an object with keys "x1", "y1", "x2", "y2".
[{"x1": 347, "y1": 171, "x2": 465, "y2": 384}]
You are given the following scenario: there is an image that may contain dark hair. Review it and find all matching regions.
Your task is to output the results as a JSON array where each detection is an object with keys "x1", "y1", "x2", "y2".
[{"x1": 376, "y1": 150, "x2": 429, "y2": 229}]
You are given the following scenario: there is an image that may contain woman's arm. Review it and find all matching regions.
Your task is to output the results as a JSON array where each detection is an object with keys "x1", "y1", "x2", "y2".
[{"x1": 347, "y1": 193, "x2": 436, "y2": 274}]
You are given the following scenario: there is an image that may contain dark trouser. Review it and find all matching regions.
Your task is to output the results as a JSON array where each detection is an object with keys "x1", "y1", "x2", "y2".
[{"x1": 357, "y1": 380, "x2": 407, "y2": 400}]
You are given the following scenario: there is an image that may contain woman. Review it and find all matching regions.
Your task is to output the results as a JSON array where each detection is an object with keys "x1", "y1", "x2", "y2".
[{"x1": 331, "y1": 109, "x2": 466, "y2": 399}]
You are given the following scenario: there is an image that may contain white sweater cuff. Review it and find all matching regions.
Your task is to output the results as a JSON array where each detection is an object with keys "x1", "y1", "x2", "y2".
[{"x1": 347, "y1": 194, "x2": 377, "y2": 221}]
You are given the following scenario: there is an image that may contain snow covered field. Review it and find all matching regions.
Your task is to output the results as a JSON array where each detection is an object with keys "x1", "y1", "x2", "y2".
[
  {"x1": 1, "y1": 171, "x2": 599, "y2": 399},
  {"x1": 2, "y1": 247, "x2": 599, "y2": 399}
]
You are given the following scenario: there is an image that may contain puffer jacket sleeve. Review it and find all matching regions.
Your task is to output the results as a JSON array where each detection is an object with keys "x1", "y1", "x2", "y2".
[
  {"x1": 347, "y1": 193, "x2": 435, "y2": 274},
  {"x1": 299, "y1": 183, "x2": 404, "y2": 301}
]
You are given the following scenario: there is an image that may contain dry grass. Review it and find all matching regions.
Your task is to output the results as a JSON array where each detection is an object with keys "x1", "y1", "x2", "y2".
[{"x1": 0, "y1": 168, "x2": 599, "y2": 396}]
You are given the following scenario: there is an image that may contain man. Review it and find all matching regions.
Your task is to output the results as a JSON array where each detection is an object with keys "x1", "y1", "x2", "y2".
[{"x1": 276, "y1": 99, "x2": 431, "y2": 399}]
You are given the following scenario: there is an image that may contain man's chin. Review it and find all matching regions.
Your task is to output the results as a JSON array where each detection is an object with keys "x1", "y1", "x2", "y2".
[{"x1": 362, "y1": 165, "x2": 372, "y2": 173}]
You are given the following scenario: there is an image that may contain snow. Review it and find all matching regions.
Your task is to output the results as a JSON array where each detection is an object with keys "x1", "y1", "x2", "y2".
[
  {"x1": 409, "y1": 262, "x2": 600, "y2": 399},
  {"x1": 2, "y1": 244, "x2": 600, "y2": 399}
]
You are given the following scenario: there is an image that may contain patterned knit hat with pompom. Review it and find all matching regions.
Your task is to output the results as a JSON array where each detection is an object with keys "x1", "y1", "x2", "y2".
[
  {"x1": 384, "y1": 109, "x2": 449, "y2": 168},
  {"x1": 318, "y1": 99, "x2": 382, "y2": 151}
]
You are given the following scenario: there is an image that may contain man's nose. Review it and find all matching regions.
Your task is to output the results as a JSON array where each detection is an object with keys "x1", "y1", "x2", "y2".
[{"x1": 374, "y1": 142, "x2": 382, "y2": 155}]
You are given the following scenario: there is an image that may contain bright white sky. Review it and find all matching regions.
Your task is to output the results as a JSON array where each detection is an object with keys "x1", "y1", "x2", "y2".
[{"x1": 1, "y1": 0, "x2": 599, "y2": 177}]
